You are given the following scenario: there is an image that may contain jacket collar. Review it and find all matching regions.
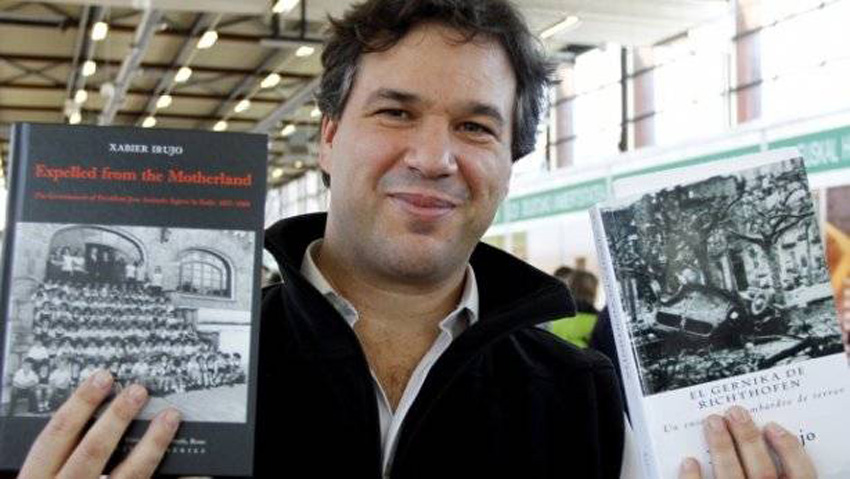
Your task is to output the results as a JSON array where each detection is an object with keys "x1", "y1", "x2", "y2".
[{"x1": 264, "y1": 212, "x2": 575, "y2": 331}]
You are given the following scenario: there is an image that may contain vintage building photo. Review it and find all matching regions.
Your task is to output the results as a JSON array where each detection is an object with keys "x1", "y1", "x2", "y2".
[
  {"x1": 603, "y1": 158, "x2": 843, "y2": 394},
  {"x1": 1, "y1": 222, "x2": 255, "y2": 422}
]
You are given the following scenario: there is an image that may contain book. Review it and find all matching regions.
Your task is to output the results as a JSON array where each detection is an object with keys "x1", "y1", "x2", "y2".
[
  {"x1": 590, "y1": 149, "x2": 850, "y2": 479},
  {"x1": 0, "y1": 122, "x2": 266, "y2": 476}
]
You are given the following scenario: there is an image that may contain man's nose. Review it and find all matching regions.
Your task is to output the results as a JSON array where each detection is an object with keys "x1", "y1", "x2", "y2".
[{"x1": 403, "y1": 121, "x2": 458, "y2": 178}]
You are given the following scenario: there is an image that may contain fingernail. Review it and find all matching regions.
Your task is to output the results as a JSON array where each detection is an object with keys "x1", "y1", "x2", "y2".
[
  {"x1": 705, "y1": 415, "x2": 725, "y2": 432},
  {"x1": 93, "y1": 369, "x2": 113, "y2": 390},
  {"x1": 726, "y1": 406, "x2": 750, "y2": 424},
  {"x1": 680, "y1": 457, "x2": 700, "y2": 473},
  {"x1": 765, "y1": 422, "x2": 788, "y2": 440},
  {"x1": 161, "y1": 409, "x2": 181, "y2": 430},
  {"x1": 128, "y1": 384, "x2": 147, "y2": 405}
]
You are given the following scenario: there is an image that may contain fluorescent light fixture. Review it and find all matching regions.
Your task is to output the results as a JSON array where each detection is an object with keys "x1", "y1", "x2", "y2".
[
  {"x1": 91, "y1": 21, "x2": 109, "y2": 41},
  {"x1": 540, "y1": 15, "x2": 581, "y2": 40},
  {"x1": 156, "y1": 94, "x2": 173, "y2": 109},
  {"x1": 281, "y1": 124, "x2": 296, "y2": 136},
  {"x1": 174, "y1": 66, "x2": 192, "y2": 83},
  {"x1": 272, "y1": 0, "x2": 299, "y2": 14},
  {"x1": 69, "y1": 111, "x2": 82, "y2": 125},
  {"x1": 261, "y1": 72, "x2": 281, "y2": 89},
  {"x1": 311, "y1": 107, "x2": 320, "y2": 118},
  {"x1": 213, "y1": 120, "x2": 228, "y2": 131},
  {"x1": 197, "y1": 30, "x2": 218, "y2": 50},
  {"x1": 142, "y1": 116, "x2": 157, "y2": 128},
  {"x1": 295, "y1": 45, "x2": 315, "y2": 57},
  {"x1": 272, "y1": 167, "x2": 284, "y2": 179},
  {"x1": 234, "y1": 99, "x2": 251, "y2": 113},
  {"x1": 82, "y1": 60, "x2": 97, "y2": 77},
  {"x1": 74, "y1": 89, "x2": 88, "y2": 104}
]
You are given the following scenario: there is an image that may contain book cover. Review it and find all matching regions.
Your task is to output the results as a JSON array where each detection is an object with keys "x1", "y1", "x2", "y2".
[
  {"x1": 0, "y1": 123, "x2": 266, "y2": 476},
  {"x1": 590, "y1": 150, "x2": 850, "y2": 479}
]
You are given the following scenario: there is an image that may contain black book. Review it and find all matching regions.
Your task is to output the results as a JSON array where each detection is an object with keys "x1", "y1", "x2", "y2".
[{"x1": 0, "y1": 123, "x2": 266, "y2": 476}]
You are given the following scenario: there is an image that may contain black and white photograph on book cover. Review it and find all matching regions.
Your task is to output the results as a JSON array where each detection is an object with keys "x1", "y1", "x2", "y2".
[
  {"x1": 602, "y1": 157, "x2": 844, "y2": 395},
  {"x1": 1, "y1": 222, "x2": 254, "y2": 423}
]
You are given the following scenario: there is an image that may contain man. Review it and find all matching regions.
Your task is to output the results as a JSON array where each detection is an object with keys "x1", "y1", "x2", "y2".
[
  {"x1": 18, "y1": 1, "x2": 817, "y2": 479},
  {"x1": 7, "y1": 358, "x2": 39, "y2": 415}
]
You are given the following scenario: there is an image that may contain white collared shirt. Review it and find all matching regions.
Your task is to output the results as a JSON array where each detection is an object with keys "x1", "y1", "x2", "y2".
[{"x1": 300, "y1": 239, "x2": 640, "y2": 479}]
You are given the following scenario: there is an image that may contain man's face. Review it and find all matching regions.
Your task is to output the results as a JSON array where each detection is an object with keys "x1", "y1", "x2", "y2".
[{"x1": 319, "y1": 23, "x2": 516, "y2": 284}]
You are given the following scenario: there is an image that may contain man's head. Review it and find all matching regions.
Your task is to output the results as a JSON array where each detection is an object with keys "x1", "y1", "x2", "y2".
[
  {"x1": 317, "y1": 0, "x2": 552, "y2": 167},
  {"x1": 316, "y1": 0, "x2": 552, "y2": 286},
  {"x1": 566, "y1": 270, "x2": 599, "y2": 307}
]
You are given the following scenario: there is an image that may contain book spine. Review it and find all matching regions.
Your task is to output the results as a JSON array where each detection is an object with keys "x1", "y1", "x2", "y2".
[
  {"x1": 589, "y1": 205, "x2": 659, "y2": 479},
  {"x1": 0, "y1": 123, "x2": 29, "y2": 455},
  {"x1": 0, "y1": 123, "x2": 29, "y2": 368}
]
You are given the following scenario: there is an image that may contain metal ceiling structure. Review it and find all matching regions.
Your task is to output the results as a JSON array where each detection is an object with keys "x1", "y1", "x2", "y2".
[{"x1": 0, "y1": 0, "x2": 727, "y2": 185}]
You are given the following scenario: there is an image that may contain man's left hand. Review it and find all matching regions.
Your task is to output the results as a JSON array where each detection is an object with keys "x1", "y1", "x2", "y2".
[{"x1": 678, "y1": 406, "x2": 817, "y2": 479}]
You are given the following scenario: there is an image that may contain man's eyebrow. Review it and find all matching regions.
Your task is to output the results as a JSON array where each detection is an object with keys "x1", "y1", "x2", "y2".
[
  {"x1": 365, "y1": 88, "x2": 425, "y2": 105},
  {"x1": 464, "y1": 102, "x2": 506, "y2": 129}
]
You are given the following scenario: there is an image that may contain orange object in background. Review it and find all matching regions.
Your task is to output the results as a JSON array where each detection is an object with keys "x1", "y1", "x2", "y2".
[{"x1": 825, "y1": 186, "x2": 850, "y2": 359}]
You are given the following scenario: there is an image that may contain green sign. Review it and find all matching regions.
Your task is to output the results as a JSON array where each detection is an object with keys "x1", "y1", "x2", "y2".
[
  {"x1": 494, "y1": 125, "x2": 850, "y2": 225},
  {"x1": 494, "y1": 179, "x2": 608, "y2": 224},
  {"x1": 769, "y1": 125, "x2": 850, "y2": 174}
]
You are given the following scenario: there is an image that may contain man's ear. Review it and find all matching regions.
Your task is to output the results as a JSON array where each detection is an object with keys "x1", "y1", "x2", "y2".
[{"x1": 317, "y1": 116, "x2": 339, "y2": 177}]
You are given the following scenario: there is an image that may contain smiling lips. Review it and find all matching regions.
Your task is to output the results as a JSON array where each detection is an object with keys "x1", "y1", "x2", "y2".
[{"x1": 389, "y1": 192, "x2": 459, "y2": 220}]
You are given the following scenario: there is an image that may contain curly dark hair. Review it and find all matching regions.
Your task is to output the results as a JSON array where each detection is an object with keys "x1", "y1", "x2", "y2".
[{"x1": 316, "y1": 0, "x2": 554, "y2": 164}]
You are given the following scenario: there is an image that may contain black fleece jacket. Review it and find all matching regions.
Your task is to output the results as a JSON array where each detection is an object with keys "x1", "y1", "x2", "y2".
[{"x1": 253, "y1": 213, "x2": 624, "y2": 479}]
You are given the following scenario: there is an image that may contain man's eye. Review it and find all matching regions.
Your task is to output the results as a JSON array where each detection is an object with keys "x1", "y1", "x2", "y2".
[
  {"x1": 460, "y1": 122, "x2": 495, "y2": 136},
  {"x1": 377, "y1": 109, "x2": 409, "y2": 119}
]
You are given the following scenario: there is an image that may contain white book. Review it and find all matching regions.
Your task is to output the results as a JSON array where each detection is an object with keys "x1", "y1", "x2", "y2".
[{"x1": 590, "y1": 148, "x2": 850, "y2": 479}]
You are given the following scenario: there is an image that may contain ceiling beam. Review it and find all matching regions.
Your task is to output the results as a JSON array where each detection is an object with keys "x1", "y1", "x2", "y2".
[
  {"x1": 0, "y1": 83, "x2": 283, "y2": 104},
  {"x1": 0, "y1": 15, "x2": 316, "y2": 46},
  {"x1": 200, "y1": 49, "x2": 289, "y2": 129},
  {"x1": 135, "y1": 12, "x2": 217, "y2": 124},
  {"x1": 251, "y1": 76, "x2": 321, "y2": 134},
  {"x1": 0, "y1": 52, "x2": 315, "y2": 80},
  {"x1": 99, "y1": 9, "x2": 164, "y2": 125},
  {"x1": 0, "y1": 104, "x2": 321, "y2": 125}
]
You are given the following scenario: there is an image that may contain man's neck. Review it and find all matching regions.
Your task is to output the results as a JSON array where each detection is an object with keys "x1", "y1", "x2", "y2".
[{"x1": 313, "y1": 240, "x2": 466, "y2": 332}]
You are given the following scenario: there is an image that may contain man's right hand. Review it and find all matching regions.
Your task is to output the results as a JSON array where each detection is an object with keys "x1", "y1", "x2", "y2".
[{"x1": 18, "y1": 370, "x2": 180, "y2": 479}]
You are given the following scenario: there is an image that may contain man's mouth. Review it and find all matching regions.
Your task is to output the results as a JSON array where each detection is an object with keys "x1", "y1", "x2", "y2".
[{"x1": 388, "y1": 192, "x2": 459, "y2": 219}]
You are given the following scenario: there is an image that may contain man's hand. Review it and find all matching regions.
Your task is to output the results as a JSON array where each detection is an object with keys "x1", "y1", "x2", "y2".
[
  {"x1": 18, "y1": 369, "x2": 180, "y2": 479},
  {"x1": 678, "y1": 406, "x2": 816, "y2": 479}
]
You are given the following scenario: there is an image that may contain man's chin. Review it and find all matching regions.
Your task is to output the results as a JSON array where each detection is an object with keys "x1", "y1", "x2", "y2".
[{"x1": 376, "y1": 241, "x2": 464, "y2": 283}]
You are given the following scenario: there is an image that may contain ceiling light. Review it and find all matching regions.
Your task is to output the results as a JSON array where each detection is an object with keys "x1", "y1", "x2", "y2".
[
  {"x1": 82, "y1": 60, "x2": 97, "y2": 77},
  {"x1": 295, "y1": 46, "x2": 315, "y2": 57},
  {"x1": 213, "y1": 120, "x2": 228, "y2": 132},
  {"x1": 281, "y1": 124, "x2": 296, "y2": 136},
  {"x1": 197, "y1": 30, "x2": 218, "y2": 50},
  {"x1": 311, "y1": 107, "x2": 320, "y2": 118},
  {"x1": 272, "y1": 167, "x2": 284, "y2": 179},
  {"x1": 540, "y1": 15, "x2": 581, "y2": 40},
  {"x1": 294, "y1": 160, "x2": 304, "y2": 169},
  {"x1": 261, "y1": 72, "x2": 281, "y2": 89},
  {"x1": 156, "y1": 94, "x2": 173, "y2": 109},
  {"x1": 174, "y1": 66, "x2": 192, "y2": 83},
  {"x1": 234, "y1": 99, "x2": 251, "y2": 113},
  {"x1": 142, "y1": 116, "x2": 157, "y2": 128},
  {"x1": 91, "y1": 21, "x2": 109, "y2": 41},
  {"x1": 74, "y1": 89, "x2": 88, "y2": 104},
  {"x1": 69, "y1": 111, "x2": 82, "y2": 125},
  {"x1": 272, "y1": 0, "x2": 299, "y2": 14}
]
